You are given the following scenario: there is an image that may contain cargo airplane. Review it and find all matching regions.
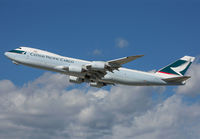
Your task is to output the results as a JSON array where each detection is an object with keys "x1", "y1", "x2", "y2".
[{"x1": 5, "y1": 47, "x2": 195, "y2": 88}]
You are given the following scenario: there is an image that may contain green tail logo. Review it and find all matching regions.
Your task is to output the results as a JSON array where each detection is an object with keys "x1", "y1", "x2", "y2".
[{"x1": 157, "y1": 56, "x2": 195, "y2": 76}]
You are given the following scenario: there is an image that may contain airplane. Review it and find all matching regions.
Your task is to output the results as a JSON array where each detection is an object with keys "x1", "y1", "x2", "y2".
[{"x1": 4, "y1": 47, "x2": 195, "y2": 88}]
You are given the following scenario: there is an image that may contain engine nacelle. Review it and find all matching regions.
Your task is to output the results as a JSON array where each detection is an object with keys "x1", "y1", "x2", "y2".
[
  {"x1": 89, "y1": 82, "x2": 105, "y2": 88},
  {"x1": 69, "y1": 65, "x2": 83, "y2": 73},
  {"x1": 69, "y1": 76, "x2": 83, "y2": 84},
  {"x1": 90, "y1": 61, "x2": 106, "y2": 70}
]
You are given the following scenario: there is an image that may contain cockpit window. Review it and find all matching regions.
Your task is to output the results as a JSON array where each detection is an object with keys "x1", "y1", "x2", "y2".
[{"x1": 18, "y1": 47, "x2": 22, "y2": 49}]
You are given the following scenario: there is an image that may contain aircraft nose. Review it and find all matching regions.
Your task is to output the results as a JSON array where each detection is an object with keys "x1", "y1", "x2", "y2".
[
  {"x1": 4, "y1": 51, "x2": 14, "y2": 60},
  {"x1": 4, "y1": 52, "x2": 9, "y2": 57}
]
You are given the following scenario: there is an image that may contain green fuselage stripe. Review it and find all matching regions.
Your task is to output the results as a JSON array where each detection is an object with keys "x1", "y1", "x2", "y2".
[{"x1": 9, "y1": 50, "x2": 25, "y2": 54}]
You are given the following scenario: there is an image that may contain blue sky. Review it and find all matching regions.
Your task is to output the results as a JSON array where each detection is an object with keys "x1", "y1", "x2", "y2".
[
  {"x1": 1, "y1": 0, "x2": 200, "y2": 85},
  {"x1": 0, "y1": 1, "x2": 200, "y2": 138}
]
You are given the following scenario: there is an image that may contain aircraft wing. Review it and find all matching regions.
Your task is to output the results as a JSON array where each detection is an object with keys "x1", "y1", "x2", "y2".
[
  {"x1": 55, "y1": 55, "x2": 144, "y2": 87},
  {"x1": 85, "y1": 55, "x2": 144, "y2": 73},
  {"x1": 108, "y1": 55, "x2": 144, "y2": 67}
]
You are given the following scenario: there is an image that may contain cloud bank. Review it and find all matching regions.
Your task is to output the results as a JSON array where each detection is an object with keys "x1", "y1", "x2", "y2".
[
  {"x1": 176, "y1": 63, "x2": 200, "y2": 96},
  {"x1": 0, "y1": 63, "x2": 200, "y2": 139}
]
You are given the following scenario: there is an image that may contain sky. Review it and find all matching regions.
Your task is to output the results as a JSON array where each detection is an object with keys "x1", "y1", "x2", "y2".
[{"x1": 0, "y1": 0, "x2": 200, "y2": 139}]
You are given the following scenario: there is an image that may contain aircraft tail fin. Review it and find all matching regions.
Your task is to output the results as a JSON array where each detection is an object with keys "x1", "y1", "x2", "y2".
[{"x1": 156, "y1": 56, "x2": 195, "y2": 77}]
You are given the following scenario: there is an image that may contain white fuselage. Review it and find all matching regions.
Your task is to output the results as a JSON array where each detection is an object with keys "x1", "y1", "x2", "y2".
[{"x1": 4, "y1": 47, "x2": 181, "y2": 86}]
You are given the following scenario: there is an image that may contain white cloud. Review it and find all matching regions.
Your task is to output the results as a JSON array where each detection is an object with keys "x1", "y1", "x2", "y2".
[
  {"x1": 0, "y1": 80, "x2": 16, "y2": 94},
  {"x1": 113, "y1": 95, "x2": 200, "y2": 139},
  {"x1": 176, "y1": 62, "x2": 200, "y2": 96},
  {"x1": 115, "y1": 38, "x2": 129, "y2": 48},
  {"x1": 0, "y1": 71, "x2": 199, "y2": 139},
  {"x1": 93, "y1": 49, "x2": 102, "y2": 55}
]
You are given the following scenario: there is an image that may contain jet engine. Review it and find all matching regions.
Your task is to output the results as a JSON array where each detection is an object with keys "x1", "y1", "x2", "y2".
[
  {"x1": 69, "y1": 65, "x2": 84, "y2": 73},
  {"x1": 90, "y1": 61, "x2": 107, "y2": 70},
  {"x1": 89, "y1": 81, "x2": 105, "y2": 88},
  {"x1": 69, "y1": 76, "x2": 83, "y2": 84}
]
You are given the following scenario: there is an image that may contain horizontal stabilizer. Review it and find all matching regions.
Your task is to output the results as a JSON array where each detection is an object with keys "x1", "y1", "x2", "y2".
[
  {"x1": 108, "y1": 55, "x2": 144, "y2": 66},
  {"x1": 162, "y1": 76, "x2": 191, "y2": 83}
]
